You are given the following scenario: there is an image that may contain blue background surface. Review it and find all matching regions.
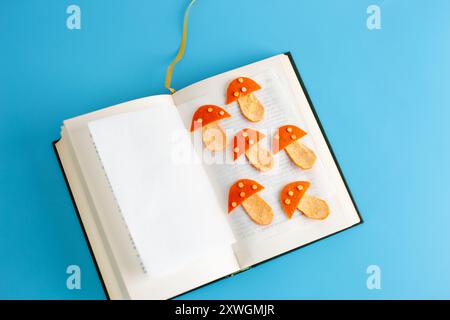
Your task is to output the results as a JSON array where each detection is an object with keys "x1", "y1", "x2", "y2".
[{"x1": 1, "y1": 0, "x2": 450, "y2": 299}]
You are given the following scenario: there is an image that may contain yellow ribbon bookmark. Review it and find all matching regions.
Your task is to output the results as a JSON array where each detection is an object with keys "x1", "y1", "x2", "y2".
[{"x1": 165, "y1": 0, "x2": 197, "y2": 94}]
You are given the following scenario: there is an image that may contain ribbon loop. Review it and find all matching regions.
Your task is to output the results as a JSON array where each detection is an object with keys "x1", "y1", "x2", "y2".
[{"x1": 165, "y1": 0, "x2": 197, "y2": 94}]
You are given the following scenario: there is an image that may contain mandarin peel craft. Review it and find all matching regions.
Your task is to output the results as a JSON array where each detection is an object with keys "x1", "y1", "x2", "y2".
[
  {"x1": 190, "y1": 105, "x2": 231, "y2": 151},
  {"x1": 273, "y1": 125, "x2": 316, "y2": 170},
  {"x1": 280, "y1": 181, "x2": 330, "y2": 220},
  {"x1": 226, "y1": 77, "x2": 264, "y2": 122},
  {"x1": 228, "y1": 179, "x2": 274, "y2": 225},
  {"x1": 233, "y1": 128, "x2": 274, "y2": 172}
]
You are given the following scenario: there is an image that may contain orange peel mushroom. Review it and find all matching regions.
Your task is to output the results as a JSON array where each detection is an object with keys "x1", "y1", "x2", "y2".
[
  {"x1": 280, "y1": 181, "x2": 330, "y2": 220},
  {"x1": 226, "y1": 77, "x2": 264, "y2": 122},
  {"x1": 228, "y1": 179, "x2": 274, "y2": 225},
  {"x1": 233, "y1": 128, "x2": 274, "y2": 172},
  {"x1": 273, "y1": 125, "x2": 317, "y2": 169},
  {"x1": 190, "y1": 105, "x2": 231, "y2": 151}
]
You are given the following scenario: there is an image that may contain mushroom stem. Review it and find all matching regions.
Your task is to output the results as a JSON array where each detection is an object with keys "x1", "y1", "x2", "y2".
[
  {"x1": 237, "y1": 93, "x2": 264, "y2": 122},
  {"x1": 245, "y1": 143, "x2": 274, "y2": 172},
  {"x1": 297, "y1": 194, "x2": 330, "y2": 220},
  {"x1": 202, "y1": 121, "x2": 228, "y2": 151},
  {"x1": 241, "y1": 194, "x2": 274, "y2": 225},
  {"x1": 285, "y1": 140, "x2": 317, "y2": 169}
]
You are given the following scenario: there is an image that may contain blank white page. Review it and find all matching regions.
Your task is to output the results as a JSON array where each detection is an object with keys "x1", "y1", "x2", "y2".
[
  {"x1": 88, "y1": 104, "x2": 233, "y2": 277},
  {"x1": 173, "y1": 54, "x2": 360, "y2": 268}
]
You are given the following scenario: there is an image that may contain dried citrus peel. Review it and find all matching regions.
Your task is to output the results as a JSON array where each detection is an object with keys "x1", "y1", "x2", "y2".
[
  {"x1": 280, "y1": 181, "x2": 329, "y2": 220},
  {"x1": 228, "y1": 179, "x2": 273, "y2": 225},
  {"x1": 237, "y1": 93, "x2": 264, "y2": 122},
  {"x1": 233, "y1": 128, "x2": 274, "y2": 172},
  {"x1": 298, "y1": 194, "x2": 330, "y2": 220},
  {"x1": 191, "y1": 105, "x2": 230, "y2": 151},
  {"x1": 202, "y1": 122, "x2": 228, "y2": 151},
  {"x1": 245, "y1": 144, "x2": 274, "y2": 172},
  {"x1": 241, "y1": 194, "x2": 273, "y2": 225},
  {"x1": 226, "y1": 77, "x2": 264, "y2": 122},
  {"x1": 285, "y1": 141, "x2": 316, "y2": 170},
  {"x1": 273, "y1": 125, "x2": 316, "y2": 170}
]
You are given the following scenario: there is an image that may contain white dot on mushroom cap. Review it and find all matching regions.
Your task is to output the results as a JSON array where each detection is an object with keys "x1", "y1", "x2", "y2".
[
  {"x1": 291, "y1": 134, "x2": 297, "y2": 140},
  {"x1": 207, "y1": 107, "x2": 213, "y2": 112},
  {"x1": 238, "y1": 182, "x2": 244, "y2": 188},
  {"x1": 238, "y1": 78, "x2": 244, "y2": 83},
  {"x1": 234, "y1": 147, "x2": 239, "y2": 153},
  {"x1": 231, "y1": 202, "x2": 237, "y2": 208},
  {"x1": 197, "y1": 118, "x2": 203, "y2": 123},
  {"x1": 286, "y1": 127, "x2": 293, "y2": 133},
  {"x1": 219, "y1": 110, "x2": 225, "y2": 116},
  {"x1": 284, "y1": 199, "x2": 291, "y2": 205},
  {"x1": 240, "y1": 192, "x2": 246, "y2": 198},
  {"x1": 241, "y1": 87, "x2": 247, "y2": 93},
  {"x1": 251, "y1": 184, "x2": 258, "y2": 190},
  {"x1": 297, "y1": 185, "x2": 303, "y2": 191},
  {"x1": 234, "y1": 91, "x2": 239, "y2": 97},
  {"x1": 288, "y1": 191, "x2": 294, "y2": 196}
]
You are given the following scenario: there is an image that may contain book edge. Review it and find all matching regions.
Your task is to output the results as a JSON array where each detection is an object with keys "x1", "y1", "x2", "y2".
[
  {"x1": 284, "y1": 51, "x2": 364, "y2": 224},
  {"x1": 53, "y1": 139, "x2": 111, "y2": 300}
]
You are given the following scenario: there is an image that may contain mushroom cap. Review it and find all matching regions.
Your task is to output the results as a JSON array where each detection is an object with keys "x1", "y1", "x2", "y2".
[
  {"x1": 228, "y1": 179, "x2": 264, "y2": 213},
  {"x1": 280, "y1": 181, "x2": 311, "y2": 218},
  {"x1": 232, "y1": 128, "x2": 266, "y2": 160},
  {"x1": 272, "y1": 125, "x2": 307, "y2": 153},
  {"x1": 190, "y1": 105, "x2": 231, "y2": 132},
  {"x1": 226, "y1": 77, "x2": 261, "y2": 104}
]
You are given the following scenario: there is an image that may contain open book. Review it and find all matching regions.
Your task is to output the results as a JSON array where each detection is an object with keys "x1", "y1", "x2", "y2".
[{"x1": 54, "y1": 53, "x2": 362, "y2": 299}]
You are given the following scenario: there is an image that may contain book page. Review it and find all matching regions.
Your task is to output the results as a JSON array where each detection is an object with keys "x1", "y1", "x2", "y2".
[
  {"x1": 87, "y1": 101, "x2": 234, "y2": 277},
  {"x1": 62, "y1": 95, "x2": 239, "y2": 299},
  {"x1": 173, "y1": 54, "x2": 360, "y2": 268}
]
